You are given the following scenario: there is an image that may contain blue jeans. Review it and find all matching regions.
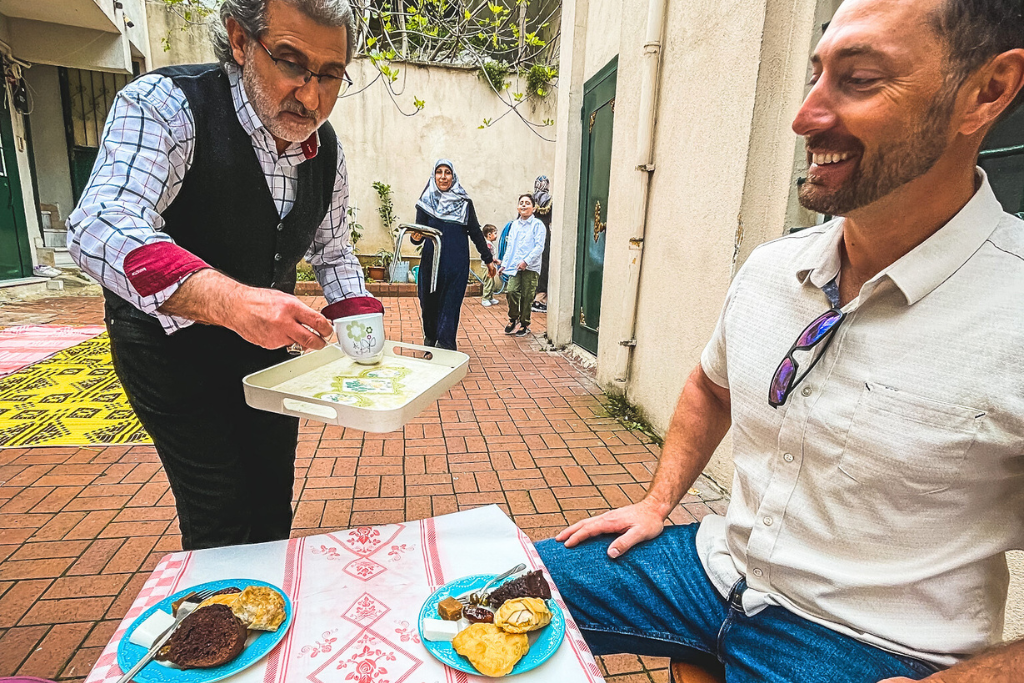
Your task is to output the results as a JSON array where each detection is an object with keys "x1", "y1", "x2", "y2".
[{"x1": 536, "y1": 525, "x2": 940, "y2": 683}]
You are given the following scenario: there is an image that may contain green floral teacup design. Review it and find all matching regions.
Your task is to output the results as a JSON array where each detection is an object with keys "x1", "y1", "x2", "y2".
[{"x1": 335, "y1": 313, "x2": 385, "y2": 364}]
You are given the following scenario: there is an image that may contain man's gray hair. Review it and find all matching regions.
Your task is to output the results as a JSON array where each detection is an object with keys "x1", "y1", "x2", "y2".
[{"x1": 211, "y1": 0, "x2": 357, "y2": 67}]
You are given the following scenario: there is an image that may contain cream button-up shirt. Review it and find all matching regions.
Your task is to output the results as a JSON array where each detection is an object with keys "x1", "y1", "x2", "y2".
[{"x1": 697, "y1": 171, "x2": 1024, "y2": 667}]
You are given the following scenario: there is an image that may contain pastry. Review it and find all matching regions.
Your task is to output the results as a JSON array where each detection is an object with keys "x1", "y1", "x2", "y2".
[
  {"x1": 438, "y1": 596, "x2": 464, "y2": 621},
  {"x1": 171, "y1": 586, "x2": 240, "y2": 615},
  {"x1": 452, "y1": 623, "x2": 529, "y2": 677},
  {"x1": 488, "y1": 570, "x2": 552, "y2": 607},
  {"x1": 463, "y1": 605, "x2": 495, "y2": 623},
  {"x1": 195, "y1": 592, "x2": 242, "y2": 611},
  {"x1": 231, "y1": 585, "x2": 287, "y2": 631},
  {"x1": 156, "y1": 603, "x2": 246, "y2": 669},
  {"x1": 494, "y1": 597, "x2": 551, "y2": 633}
]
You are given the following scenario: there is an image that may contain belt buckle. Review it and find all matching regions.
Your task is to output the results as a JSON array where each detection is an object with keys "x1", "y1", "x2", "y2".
[{"x1": 727, "y1": 578, "x2": 747, "y2": 611}]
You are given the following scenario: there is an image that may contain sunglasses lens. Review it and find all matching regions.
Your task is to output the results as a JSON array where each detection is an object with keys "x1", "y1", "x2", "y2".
[
  {"x1": 796, "y1": 310, "x2": 842, "y2": 348},
  {"x1": 770, "y1": 357, "x2": 797, "y2": 405}
]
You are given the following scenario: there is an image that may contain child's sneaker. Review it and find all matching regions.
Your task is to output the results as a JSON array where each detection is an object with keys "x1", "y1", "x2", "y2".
[
  {"x1": 489, "y1": 298, "x2": 500, "y2": 305},
  {"x1": 504, "y1": 320, "x2": 518, "y2": 335},
  {"x1": 515, "y1": 325, "x2": 530, "y2": 337},
  {"x1": 482, "y1": 299, "x2": 493, "y2": 307}
]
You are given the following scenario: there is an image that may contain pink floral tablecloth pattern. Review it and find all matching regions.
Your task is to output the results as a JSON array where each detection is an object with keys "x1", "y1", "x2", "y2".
[{"x1": 85, "y1": 505, "x2": 604, "y2": 683}]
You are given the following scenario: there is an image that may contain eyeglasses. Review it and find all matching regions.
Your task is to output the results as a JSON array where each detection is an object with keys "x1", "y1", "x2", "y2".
[
  {"x1": 257, "y1": 39, "x2": 353, "y2": 97},
  {"x1": 768, "y1": 308, "x2": 846, "y2": 407}
]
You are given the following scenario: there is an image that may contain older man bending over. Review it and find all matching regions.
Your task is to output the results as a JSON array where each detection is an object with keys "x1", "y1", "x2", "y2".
[
  {"x1": 68, "y1": 0, "x2": 377, "y2": 551},
  {"x1": 537, "y1": 0, "x2": 1024, "y2": 681}
]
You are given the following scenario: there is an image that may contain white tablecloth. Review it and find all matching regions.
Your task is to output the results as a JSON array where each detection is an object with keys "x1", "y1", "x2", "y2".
[{"x1": 85, "y1": 505, "x2": 605, "y2": 682}]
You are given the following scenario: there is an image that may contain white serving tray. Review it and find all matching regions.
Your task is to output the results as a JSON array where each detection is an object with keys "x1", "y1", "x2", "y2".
[{"x1": 243, "y1": 341, "x2": 469, "y2": 432}]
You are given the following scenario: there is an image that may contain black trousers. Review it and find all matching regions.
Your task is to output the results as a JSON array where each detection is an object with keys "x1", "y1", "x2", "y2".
[{"x1": 104, "y1": 294, "x2": 298, "y2": 551}]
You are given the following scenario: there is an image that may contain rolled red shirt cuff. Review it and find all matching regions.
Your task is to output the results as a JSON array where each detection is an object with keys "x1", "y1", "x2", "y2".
[
  {"x1": 124, "y1": 242, "x2": 210, "y2": 297},
  {"x1": 322, "y1": 296, "x2": 385, "y2": 321}
]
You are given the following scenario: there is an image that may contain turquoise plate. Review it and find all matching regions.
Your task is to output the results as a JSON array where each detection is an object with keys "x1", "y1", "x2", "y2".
[
  {"x1": 116, "y1": 579, "x2": 292, "y2": 683},
  {"x1": 418, "y1": 574, "x2": 565, "y2": 676}
]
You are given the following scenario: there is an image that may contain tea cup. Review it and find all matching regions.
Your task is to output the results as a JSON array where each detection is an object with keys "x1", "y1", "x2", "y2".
[{"x1": 334, "y1": 312, "x2": 385, "y2": 364}]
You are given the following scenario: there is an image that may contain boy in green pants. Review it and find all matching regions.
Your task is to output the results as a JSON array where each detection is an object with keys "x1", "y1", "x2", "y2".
[
  {"x1": 481, "y1": 224, "x2": 501, "y2": 306},
  {"x1": 501, "y1": 194, "x2": 547, "y2": 337}
]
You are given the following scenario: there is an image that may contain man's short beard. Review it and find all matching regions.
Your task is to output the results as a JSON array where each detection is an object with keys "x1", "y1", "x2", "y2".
[
  {"x1": 242, "y1": 49, "x2": 320, "y2": 143},
  {"x1": 798, "y1": 86, "x2": 957, "y2": 216}
]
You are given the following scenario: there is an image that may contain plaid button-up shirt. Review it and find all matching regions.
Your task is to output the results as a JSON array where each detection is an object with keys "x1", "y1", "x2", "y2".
[{"x1": 67, "y1": 63, "x2": 368, "y2": 334}]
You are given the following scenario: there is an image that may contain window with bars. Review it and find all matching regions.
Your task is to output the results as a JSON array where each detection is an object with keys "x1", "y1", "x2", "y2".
[{"x1": 59, "y1": 67, "x2": 133, "y2": 202}]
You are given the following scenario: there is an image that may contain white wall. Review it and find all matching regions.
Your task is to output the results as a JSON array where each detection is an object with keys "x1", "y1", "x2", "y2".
[
  {"x1": 145, "y1": 0, "x2": 216, "y2": 69},
  {"x1": 582, "y1": 0, "x2": 622, "y2": 81},
  {"x1": 333, "y1": 59, "x2": 557, "y2": 256},
  {"x1": 25, "y1": 65, "x2": 75, "y2": 225},
  {"x1": 8, "y1": 19, "x2": 133, "y2": 74}
]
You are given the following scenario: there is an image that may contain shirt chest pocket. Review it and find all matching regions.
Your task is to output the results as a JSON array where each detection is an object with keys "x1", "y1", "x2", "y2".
[{"x1": 839, "y1": 382, "x2": 985, "y2": 494}]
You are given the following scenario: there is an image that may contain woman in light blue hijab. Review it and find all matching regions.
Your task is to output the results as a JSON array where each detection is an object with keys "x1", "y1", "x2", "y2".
[{"x1": 412, "y1": 160, "x2": 495, "y2": 350}]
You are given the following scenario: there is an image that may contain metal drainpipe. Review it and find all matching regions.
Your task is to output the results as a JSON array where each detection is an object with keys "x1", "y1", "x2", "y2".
[{"x1": 612, "y1": 0, "x2": 666, "y2": 387}]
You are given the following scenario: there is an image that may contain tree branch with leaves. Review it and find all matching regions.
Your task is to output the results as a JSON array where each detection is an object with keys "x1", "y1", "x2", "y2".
[{"x1": 154, "y1": 0, "x2": 559, "y2": 136}]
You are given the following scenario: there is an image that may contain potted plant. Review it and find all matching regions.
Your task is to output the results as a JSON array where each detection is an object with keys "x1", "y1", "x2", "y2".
[{"x1": 368, "y1": 249, "x2": 393, "y2": 281}]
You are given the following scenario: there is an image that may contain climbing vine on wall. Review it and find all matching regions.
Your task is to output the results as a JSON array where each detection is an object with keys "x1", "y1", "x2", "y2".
[{"x1": 155, "y1": 0, "x2": 559, "y2": 138}]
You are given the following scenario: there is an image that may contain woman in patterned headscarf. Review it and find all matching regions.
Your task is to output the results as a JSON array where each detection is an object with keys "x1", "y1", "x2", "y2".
[
  {"x1": 531, "y1": 175, "x2": 553, "y2": 312},
  {"x1": 411, "y1": 159, "x2": 496, "y2": 350}
]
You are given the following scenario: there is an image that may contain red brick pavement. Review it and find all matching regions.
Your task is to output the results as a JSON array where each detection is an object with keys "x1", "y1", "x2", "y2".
[{"x1": 0, "y1": 294, "x2": 727, "y2": 681}]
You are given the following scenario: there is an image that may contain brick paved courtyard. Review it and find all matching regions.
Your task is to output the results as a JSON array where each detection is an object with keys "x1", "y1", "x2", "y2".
[{"x1": 0, "y1": 294, "x2": 727, "y2": 681}]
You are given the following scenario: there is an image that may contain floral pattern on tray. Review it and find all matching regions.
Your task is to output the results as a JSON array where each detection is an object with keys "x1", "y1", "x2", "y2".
[
  {"x1": 271, "y1": 353, "x2": 454, "y2": 413},
  {"x1": 313, "y1": 367, "x2": 412, "y2": 407}
]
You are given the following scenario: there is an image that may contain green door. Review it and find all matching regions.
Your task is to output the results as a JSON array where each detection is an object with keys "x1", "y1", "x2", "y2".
[
  {"x1": 572, "y1": 58, "x2": 617, "y2": 354},
  {"x1": 0, "y1": 93, "x2": 33, "y2": 281}
]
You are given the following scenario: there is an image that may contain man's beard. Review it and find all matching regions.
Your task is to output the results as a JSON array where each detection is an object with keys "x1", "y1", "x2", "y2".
[
  {"x1": 242, "y1": 56, "x2": 320, "y2": 143},
  {"x1": 798, "y1": 89, "x2": 956, "y2": 215}
]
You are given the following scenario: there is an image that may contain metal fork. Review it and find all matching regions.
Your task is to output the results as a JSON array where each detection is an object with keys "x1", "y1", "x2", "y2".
[
  {"x1": 116, "y1": 588, "x2": 216, "y2": 683},
  {"x1": 455, "y1": 563, "x2": 527, "y2": 606}
]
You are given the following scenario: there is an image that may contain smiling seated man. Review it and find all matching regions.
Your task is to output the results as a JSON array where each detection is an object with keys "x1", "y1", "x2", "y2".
[
  {"x1": 67, "y1": 0, "x2": 380, "y2": 551},
  {"x1": 536, "y1": 0, "x2": 1024, "y2": 681}
]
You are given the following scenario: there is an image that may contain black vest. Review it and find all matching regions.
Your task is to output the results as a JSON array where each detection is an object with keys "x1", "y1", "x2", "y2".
[{"x1": 152, "y1": 63, "x2": 337, "y2": 294}]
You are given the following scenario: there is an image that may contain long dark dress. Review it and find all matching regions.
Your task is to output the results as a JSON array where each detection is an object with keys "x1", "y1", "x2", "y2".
[
  {"x1": 535, "y1": 202, "x2": 552, "y2": 296},
  {"x1": 414, "y1": 201, "x2": 493, "y2": 350}
]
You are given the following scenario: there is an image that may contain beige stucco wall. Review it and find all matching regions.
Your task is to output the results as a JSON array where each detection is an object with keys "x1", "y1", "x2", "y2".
[
  {"x1": 546, "y1": 0, "x2": 591, "y2": 347},
  {"x1": 550, "y1": 0, "x2": 821, "y2": 486},
  {"x1": 332, "y1": 60, "x2": 557, "y2": 257},
  {"x1": 615, "y1": 0, "x2": 822, "y2": 489},
  {"x1": 145, "y1": 0, "x2": 216, "y2": 69},
  {"x1": 582, "y1": 0, "x2": 622, "y2": 81}
]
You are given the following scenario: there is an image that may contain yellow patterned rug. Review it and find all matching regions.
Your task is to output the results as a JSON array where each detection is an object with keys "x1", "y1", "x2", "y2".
[{"x1": 0, "y1": 333, "x2": 151, "y2": 447}]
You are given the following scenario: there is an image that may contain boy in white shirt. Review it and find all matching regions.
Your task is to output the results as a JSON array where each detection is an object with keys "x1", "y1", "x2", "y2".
[{"x1": 501, "y1": 194, "x2": 546, "y2": 337}]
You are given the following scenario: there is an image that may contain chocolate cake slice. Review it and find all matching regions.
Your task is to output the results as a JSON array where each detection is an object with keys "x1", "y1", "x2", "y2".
[
  {"x1": 157, "y1": 603, "x2": 247, "y2": 669},
  {"x1": 488, "y1": 570, "x2": 551, "y2": 607}
]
